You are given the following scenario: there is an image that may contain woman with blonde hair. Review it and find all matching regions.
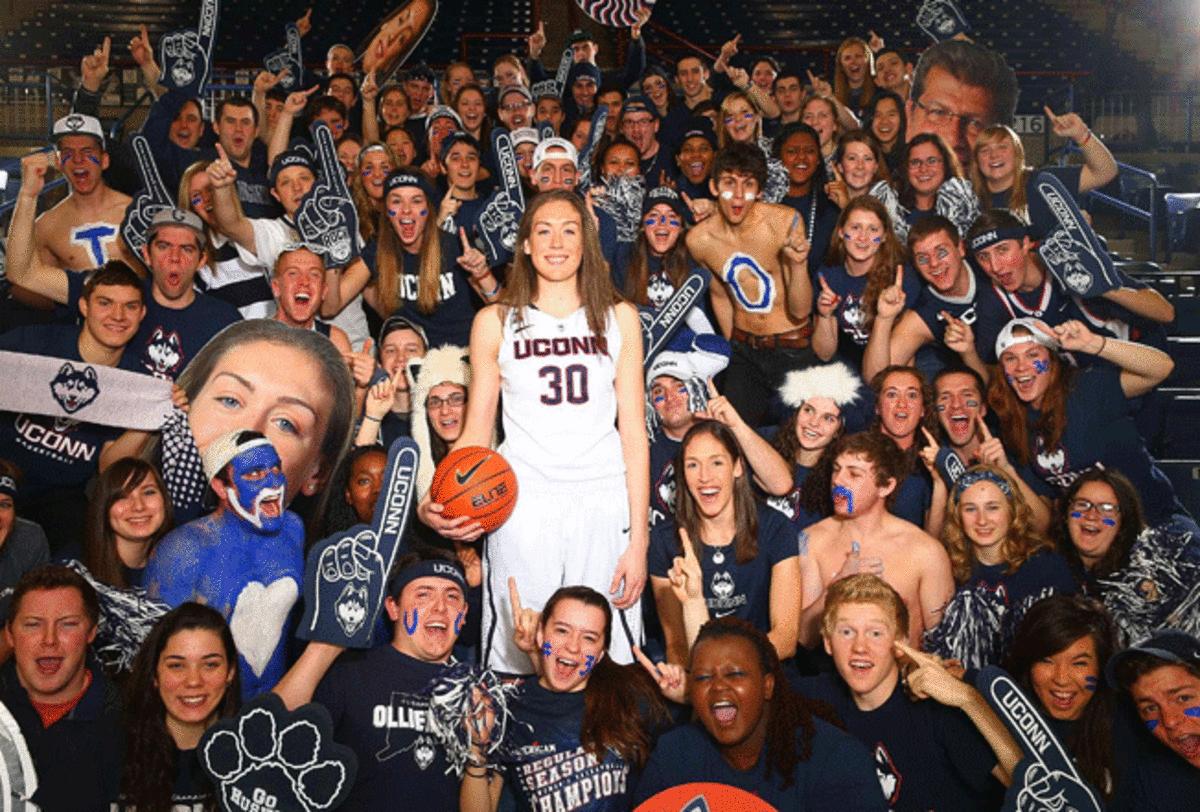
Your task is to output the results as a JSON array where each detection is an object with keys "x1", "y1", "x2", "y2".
[
  {"x1": 833, "y1": 37, "x2": 876, "y2": 117},
  {"x1": 349, "y1": 142, "x2": 395, "y2": 243},
  {"x1": 924, "y1": 464, "x2": 1077, "y2": 671}
]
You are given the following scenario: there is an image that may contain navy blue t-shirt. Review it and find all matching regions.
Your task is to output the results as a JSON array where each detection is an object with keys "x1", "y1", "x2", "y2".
[
  {"x1": 634, "y1": 718, "x2": 886, "y2": 809},
  {"x1": 648, "y1": 432, "x2": 680, "y2": 531},
  {"x1": 65, "y1": 274, "x2": 240, "y2": 380},
  {"x1": 780, "y1": 192, "x2": 838, "y2": 278},
  {"x1": 766, "y1": 462, "x2": 825, "y2": 530},
  {"x1": 648, "y1": 503, "x2": 796, "y2": 633},
  {"x1": 913, "y1": 267, "x2": 985, "y2": 348},
  {"x1": 973, "y1": 275, "x2": 1073, "y2": 364},
  {"x1": 0, "y1": 325, "x2": 135, "y2": 497},
  {"x1": 892, "y1": 466, "x2": 933, "y2": 528},
  {"x1": 1016, "y1": 365, "x2": 1184, "y2": 526},
  {"x1": 313, "y1": 645, "x2": 459, "y2": 810},
  {"x1": 925, "y1": 550, "x2": 1077, "y2": 671},
  {"x1": 795, "y1": 673, "x2": 1001, "y2": 811},
  {"x1": 498, "y1": 680, "x2": 638, "y2": 811},
  {"x1": 818, "y1": 262, "x2": 922, "y2": 349},
  {"x1": 361, "y1": 230, "x2": 479, "y2": 348}
]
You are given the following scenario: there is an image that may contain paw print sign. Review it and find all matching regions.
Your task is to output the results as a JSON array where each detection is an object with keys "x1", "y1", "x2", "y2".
[
  {"x1": 976, "y1": 666, "x2": 1103, "y2": 812},
  {"x1": 298, "y1": 437, "x2": 418, "y2": 648},
  {"x1": 158, "y1": 0, "x2": 220, "y2": 94},
  {"x1": 120, "y1": 135, "x2": 175, "y2": 256},
  {"x1": 200, "y1": 692, "x2": 357, "y2": 812},
  {"x1": 916, "y1": 0, "x2": 971, "y2": 42},
  {"x1": 263, "y1": 23, "x2": 303, "y2": 91},
  {"x1": 476, "y1": 129, "x2": 526, "y2": 266},
  {"x1": 295, "y1": 121, "x2": 361, "y2": 268}
]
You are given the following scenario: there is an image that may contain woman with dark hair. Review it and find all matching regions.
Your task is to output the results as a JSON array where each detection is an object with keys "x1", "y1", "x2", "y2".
[
  {"x1": 813, "y1": 195, "x2": 917, "y2": 366},
  {"x1": 461, "y1": 585, "x2": 671, "y2": 811},
  {"x1": 453, "y1": 84, "x2": 491, "y2": 147},
  {"x1": 623, "y1": 187, "x2": 709, "y2": 319},
  {"x1": 775, "y1": 123, "x2": 838, "y2": 276},
  {"x1": 121, "y1": 602, "x2": 240, "y2": 811},
  {"x1": 84, "y1": 457, "x2": 172, "y2": 588},
  {"x1": 425, "y1": 191, "x2": 651, "y2": 674},
  {"x1": 925, "y1": 465, "x2": 1077, "y2": 671},
  {"x1": 1005, "y1": 594, "x2": 1150, "y2": 804},
  {"x1": 1057, "y1": 469, "x2": 1200, "y2": 645},
  {"x1": 633, "y1": 618, "x2": 885, "y2": 808},
  {"x1": 826, "y1": 130, "x2": 890, "y2": 209},
  {"x1": 649, "y1": 421, "x2": 800, "y2": 665},
  {"x1": 871, "y1": 132, "x2": 979, "y2": 243},
  {"x1": 866, "y1": 90, "x2": 905, "y2": 175},
  {"x1": 321, "y1": 445, "x2": 389, "y2": 536}
]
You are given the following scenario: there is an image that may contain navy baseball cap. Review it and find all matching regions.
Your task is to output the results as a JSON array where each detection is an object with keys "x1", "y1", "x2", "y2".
[{"x1": 1107, "y1": 630, "x2": 1200, "y2": 690}]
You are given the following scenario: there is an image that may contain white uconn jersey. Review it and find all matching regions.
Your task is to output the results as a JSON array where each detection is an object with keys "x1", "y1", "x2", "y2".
[{"x1": 498, "y1": 305, "x2": 624, "y2": 483}]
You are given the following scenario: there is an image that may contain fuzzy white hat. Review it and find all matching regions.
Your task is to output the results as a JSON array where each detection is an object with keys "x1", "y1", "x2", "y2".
[
  {"x1": 407, "y1": 346, "x2": 487, "y2": 498},
  {"x1": 778, "y1": 362, "x2": 864, "y2": 409}
]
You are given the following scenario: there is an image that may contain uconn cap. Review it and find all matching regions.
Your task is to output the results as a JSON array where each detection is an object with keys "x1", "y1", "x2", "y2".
[
  {"x1": 269, "y1": 149, "x2": 317, "y2": 186},
  {"x1": 53, "y1": 113, "x2": 105, "y2": 148}
]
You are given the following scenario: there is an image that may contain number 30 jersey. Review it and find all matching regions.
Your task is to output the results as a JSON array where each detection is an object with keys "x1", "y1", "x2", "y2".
[{"x1": 498, "y1": 305, "x2": 624, "y2": 483}]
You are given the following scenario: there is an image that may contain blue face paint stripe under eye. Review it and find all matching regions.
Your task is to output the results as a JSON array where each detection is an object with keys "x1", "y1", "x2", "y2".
[
  {"x1": 1084, "y1": 676, "x2": 1098, "y2": 692},
  {"x1": 454, "y1": 611, "x2": 465, "y2": 635},
  {"x1": 579, "y1": 654, "x2": 596, "y2": 676},
  {"x1": 542, "y1": 641, "x2": 553, "y2": 658},
  {"x1": 1102, "y1": 518, "x2": 1117, "y2": 527},
  {"x1": 1146, "y1": 719, "x2": 1160, "y2": 731},
  {"x1": 1070, "y1": 512, "x2": 1084, "y2": 520},
  {"x1": 1185, "y1": 707, "x2": 1200, "y2": 718}
]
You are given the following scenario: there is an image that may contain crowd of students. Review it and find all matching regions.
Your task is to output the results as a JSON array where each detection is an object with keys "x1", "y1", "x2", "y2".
[{"x1": 0, "y1": 7, "x2": 1197, "y2": 810}]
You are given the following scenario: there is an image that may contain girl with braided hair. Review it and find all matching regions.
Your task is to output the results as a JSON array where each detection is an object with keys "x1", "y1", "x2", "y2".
[{"x1": 633, "y1": 618, "x2": 885, "y2": 808}]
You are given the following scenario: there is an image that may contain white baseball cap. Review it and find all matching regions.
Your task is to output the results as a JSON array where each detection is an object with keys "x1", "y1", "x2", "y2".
[
  {"x1": 532, "y1": 137, "x2": 578, "y2": 170},
  {"x1": 53, "y1": 113, "x2": 105, "y2": 148}
]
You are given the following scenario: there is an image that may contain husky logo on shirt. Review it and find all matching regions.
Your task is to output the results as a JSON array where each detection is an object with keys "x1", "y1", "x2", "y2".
[
  {"x1": 711, "y1": 571, "x2": 735, "y2": 600},
  {"x1": 874, "y1": 743, "x2": 902, "y2": 804},
  {"x1": 841, "y1": 296, "x2": 869, "y2": 343},
  {"x1": 50, "y1": 363, "x2": 100, "y2": 413},
  {"x1": 145, "y1": 328, "x2": 183, "y2": 378},
  {"x1": 654, "y1": 463, "x2": 676, "y2": 519},
  {"x1": 1034, "y1": 441, "x2": 1066, "y2": 476},
  {"x1": 403, "y1": 734, "x2": 437, "y2": 771}
]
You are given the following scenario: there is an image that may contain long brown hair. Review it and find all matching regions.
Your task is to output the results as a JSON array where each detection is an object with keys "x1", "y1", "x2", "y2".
[
  {"x1": 375, "y1": 180, "x2": 444, "y2": 315},
  {"x1": 986, "y1": 328, "x2": 1073, "y2": 465},
  {"x1": 673, "y1": 421, "x2": 759, "y2": 565},
  {"x1": 896, "y1": 132, "x2": 964, "y2": 209},
  {"x1": 1055, "y1": 469, "x2": 1145, "y2": 579},
  {"x1": 84, "y1": 458, "x2": 174, "y2": 588},
  {"x1": 971, "y1": 124, "x2": 1028, "y2": 217},
  {"x1": 833, "y1": 129, "x2": 891, "y2": 187},
  {"x1": 540, "y1": 586, "x2": 668, "y2": 767},
  {"x1": 942, "y1": 464, "x2": 1053, "y2": 582},
  {"x1": 502, "y1": 190, "x2": 620, "y2": 340},
  {"x1": 623, "y1": 215, "x2": 692, "y2": 306},
  {"x1": 350, "y1": 142, "x2": 396, "y2": 243},
  {"x1": 833, "y1": 37, "x2": 876, "y2": 109},
  {"x1": 825, "y1": 196, "x2": 905, "y2": 328}
]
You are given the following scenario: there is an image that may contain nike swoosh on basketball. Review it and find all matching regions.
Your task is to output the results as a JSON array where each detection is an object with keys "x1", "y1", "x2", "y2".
[{"x1": 455, "y1": 456, "x2": 490, "y2": 485}]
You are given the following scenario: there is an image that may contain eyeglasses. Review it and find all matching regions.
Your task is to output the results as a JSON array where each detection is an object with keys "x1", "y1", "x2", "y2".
[
  {"x1": 912, "y1": 98, "x2": 987, "y2": 139},
  {"x1": 427, "y1": 392, "x2": 466, "y2": 409},
  {"x1": 623, "y1": 116, "x2": 655, "y2": 129},
  {"x1": 644, "y1": 214, "x2": 681, "y2": 228},
  {"x1": 908, "y1": 155, "x2": 944, "y2": 170},
  {"x1": 1069, "y1": 499, "x2": 1120, "y2": 519}
]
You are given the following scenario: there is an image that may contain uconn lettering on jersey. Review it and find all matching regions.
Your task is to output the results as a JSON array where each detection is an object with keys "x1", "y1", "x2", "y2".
[
  {"x1": 14, "y1": 415, "x2": 96, "y2": 462},
  {"x1": 401, "y1": 271, "x2": 457, "y2": 301},
  {"x1": 513, "y1": 335, "x2": 609, "y2": 359}
]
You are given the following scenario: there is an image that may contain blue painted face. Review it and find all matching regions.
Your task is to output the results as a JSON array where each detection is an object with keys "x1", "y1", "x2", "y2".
[
  {"x1": 832, "y1": 484, "x2": 855, "y2": 514},
  {"x1": 541, "y1": 640, "x2": 553, "y2": 658},
  {"x1": 226, "y1": 443, "x2": 288, "y2": 534},
  {"x1": 579, "y1": 654, "x2": 596, "y2": 676},
  {"x1": 1033, "y1": 359, "x2": 1049, "y2": 374}
]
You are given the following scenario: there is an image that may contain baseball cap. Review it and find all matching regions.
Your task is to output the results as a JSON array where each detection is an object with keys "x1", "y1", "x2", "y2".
[
  {"x1": 994, "y1": 317, "x2": 1059, "y2": 360},
  {"x1": 202, "y1": 430, "x2": 273, "y2": 482},
  {"x1": 675, "y1": 117, "x2": 718, "y2": 153},
  {"x1": 147, "y1": 208, "x2": 207, "y2": 249},
  {"x1": 1107, "y1": 630, "x2": 1200, "y2": 690},
  {"x1": 499, "y1": 84, "x2": 534, "y2": 105},
  {"x1": 641, "y1": 186, "x2": 688, "y2": 221},
  {"x1": 532, "y1": 137, "x2": 578, "y2": 170},
  {"x1": 531, "y1": 80, "x2": 560, "y2": 101},
  {"x1": 53, "y1": 113, "x2": 105, "y2": 149},
  {"x1": 377, "y1": 314, "x2": 429, "y2": 355},
  {"x1": 268, "y1": 149, "x2": 317, "y2": 186},
  {"x1": 511, "y1": 128, "x2": 540, "y2": 148},
  {"x1": 567, "y1": 29, "x2": 595, "y2": 46},
  {"x1": 622, "y1": 96, "x2": 660, "y2": 121},
  {"x1": 569, "y1": 63, "x2": 602, "y2": 87},
  {"x1": 425, "y1": 105, "x2": 464, "y2": 133}
]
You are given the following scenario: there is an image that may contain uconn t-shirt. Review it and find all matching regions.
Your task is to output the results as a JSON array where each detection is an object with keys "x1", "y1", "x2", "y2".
[
  {"x1": 648, "y1": 503, "x2": 796, "y2": 634},
  {"x1": 818, "y1": 263, "x2": 922, "y2": 356},
  {"x1": 796, "y1": 673, "x2": 1001, "y2": 811},
  {"x1": 499, "y1": 680, "x2": 636, "y2": 811},
  {"x1": 313, "y1": 646, "x2": 458, "y2": 809}
]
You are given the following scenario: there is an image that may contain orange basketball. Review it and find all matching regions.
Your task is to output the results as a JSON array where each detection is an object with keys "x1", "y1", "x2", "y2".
[
  {"x1": 634, "y1": 783, "x2": 777, "y2": 811},
  {"x1": 430, "y1": 446, "x2": 518, "y2": 534}
]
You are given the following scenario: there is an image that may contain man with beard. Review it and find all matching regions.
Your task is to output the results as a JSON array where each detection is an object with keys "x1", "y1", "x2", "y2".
[
  {"x1": 271, "y1": 245, "x2": 351, "y2": 353},
  {"x1": 797, "y1": 432, "x2": 953, "y2": 649},
  {"x1": 864, "y1": 215, "x2": 988, "y2": 381},
  {"x1": 9, "y1": 155, "x2": 239, "y2": 380},
  {"x1": 10, "y1": 114, "x2": 135, "y2": 311},
  {"x1": 686, "y1": 143, "x2": 812, "y2": 427}
]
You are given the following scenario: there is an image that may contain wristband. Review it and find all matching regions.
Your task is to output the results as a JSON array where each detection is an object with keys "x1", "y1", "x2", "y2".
[
  {"x1": 362, "y1": 415, "x2": 382, "y2": 423},
  {"x1": 481, "y1": 281, "x2": 501, "y2": 299},
  {"x1": 1098, "y1": 335, "x2": 1107, "y2": 354},
  {"x1": 1079, "y1": 130, "x2": 1092, "y2": 147}
]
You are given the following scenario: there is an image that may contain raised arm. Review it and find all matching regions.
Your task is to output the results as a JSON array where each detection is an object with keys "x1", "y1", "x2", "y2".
[
  {"x1": 206, "y1": 145, "x2": 257, "y2": 253},
  {"x1": 812, "y1": 272, "x2": 841, "y2": 362},
  {"x1": 863, "y1": 265, "x2": 907, "y2": 380},
  {"x1": 1054, "y1": 319, "x2": 1173, "y2": 398},
  {"x1": 1099, "y1": 284, "x2": 1175, "y2": 325},
  {"x1": 780, "y1": 209, "x2": 813, "y2": 321},
  {"x1": 698, "y1": 379, "x2": 793, "y2": 495},
  {"x1": 7, "y1": 153, "x2": 70, "y2": 304},
  {"x1": 768, "y1": 556, "x2": 801, "y2": 659},
  {"x1": 1044, "y1": 106, "x2": 1117, "y2": 194}
]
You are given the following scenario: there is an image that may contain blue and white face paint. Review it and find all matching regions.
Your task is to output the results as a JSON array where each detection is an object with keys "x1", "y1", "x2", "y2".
[{"x1": 227, "y1": 443, "x2": 288, "y2": 534}]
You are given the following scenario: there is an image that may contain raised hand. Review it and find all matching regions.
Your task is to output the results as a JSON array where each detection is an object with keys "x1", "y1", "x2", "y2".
[
  {"x1": 973, "y1": 413, "x2": 1010, "y2": 469},
  {"x1": 633, "y1": 646, "x2": 687, "y2": 705},
  {"x1": 867, "y1": 30, "x2": 885, "y2": 52},
  {"x1": 696, "y1": 378, "x2": 743, "y2": 428},
  {"x1": 918, "y1": 426, "x2": 940, "y2": 475},
  {"x1": 295, "y1": 120, "x2": 361, "y2": 268},
  {"x1": 528, "y1": 21, "x2": 546, "y2": 58},
  {"x1": 941, "y1": 310, "x2": 974, "y2": 355},
  {"x1": 343, "y1": 338, "x2": 376, "y2": 389},
  {"x1": 360, "y1": 70, "x2": 379, "y2": 103},
  {"x1": 834, "y1": 540, "x2": 884, "y2": 580},
  {"x1": 1043, "y1": 105, "x2": 1089, "y2": 143},
  {"x1": 716, "y1": 34, "x2": 741, "y2": 72},
  {"x1": 121, "y1": 135, "x2": 176, "y2": 255},
  {"x1": 128, "y1": 24, "x2": 154, "y2": 67},
  {"x1": 923, "y1": 424, "x2": 968, "y2": 486},
  {"x1": 1052, "y1": 319, "x2": 1103, "y2": 354},
  {"x1": 207, "y1": 142, "x2": 239, "y2": 189},
  {"x1": 726, "y1": 66, "x2": 750, "y2": 89},
  {"x1": 680, "y1": 191, "x2": 714, "y2": 223},
  {"x1": 875, "y1": 265, "x2": 907, "y2": 321},
  {"x1": 284, "y1": 85, "x2": 320, "y2": 116},
  {"x1": 19, "y1": 150, "x2": 52, "y2": 199},
  {"x1": 298, "y1": 438, "x2": 418, "y2": 647},
  {"x1": 508, "y1": 577, "x2": 541, "y2": 656},
  {"x1": 824, "y1": 165, "x2": 849, "y2": 208},
  {"x1": 363, "y1": 375, "x2": 396, "y2": 421},
  {"x1": 668, "y1": 528, "x2": 704, "y2": 604},
  {"x1": 254, "y1": 68, "x2": 289, "y2": 95},
  {"x1": 895, "y1": 640, "x2": 974, "y2": 707},
  {"x1": 806, "y1": 69, "x2": 832, "y2": 99},
  {"x1": 81, "y1": 36, "x2": 111, "y2": 92},
  {"x1": 158, "y1": 0, "x2": 220, "y2": 93},
  {"x1": 631, "y1": 5, "x2": 652, "y2": 39},
  {"x1": 782, "y1": 214, "x2": 810, "y2": 266},
  {"x1": 263, "y1": 22, "x2": 304, "y2": 91},
  {"x1": 456, "y1": 227, "x2": 489, "y2": 279},
  {"x1": 295, "y1": 7, "x2": 313, "y2": 37},
  {"x1": 815, "y1": 272, "x2": 841, "y2": 318}
]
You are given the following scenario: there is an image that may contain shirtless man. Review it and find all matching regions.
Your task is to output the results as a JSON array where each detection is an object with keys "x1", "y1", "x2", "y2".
[
  {"x1": 798, "y1": 431, "x2": 953, "y2": 647},
  {"x1": 686, "y1": 142, "x2": 811, "y2": 427},
  {"x1": 14, "y1": 114, "x2": 136, "y2": 310}
]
